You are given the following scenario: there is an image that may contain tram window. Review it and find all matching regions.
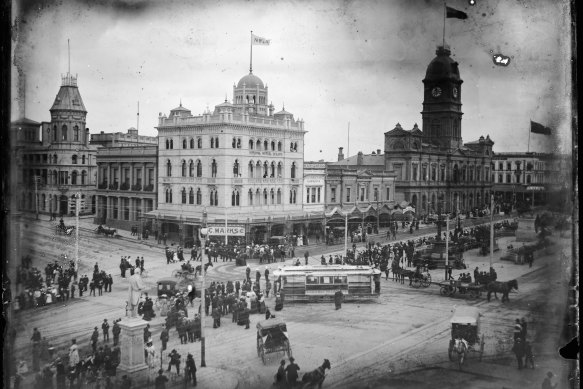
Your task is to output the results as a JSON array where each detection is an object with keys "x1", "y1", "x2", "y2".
[
  {"x1": 334, "y1": 276, "x2": 347, "y2": 284},
  {"x1": 306, "y1": 276, "x2": 319, "y2": 284},
  {"x1": 319, "y1": 276, "x2": 332, "y2": 284}
]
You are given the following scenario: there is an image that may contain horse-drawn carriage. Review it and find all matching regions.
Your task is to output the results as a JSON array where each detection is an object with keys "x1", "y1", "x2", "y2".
[
  {"x1": 55, "y1": 223, "x2": 75, "y2": 236},
  {"x1": 95, "y1": 225, "x2": 117, "y2": 237},
  {"x1": 256, "y1": 317, "x2": 292, "y2": 364},
  {"x1": 439, "y1": 280, "x2": 485, "y2": 299},
  {"x1": 448, "y1": 306, "x2": 485, "y2": 369}
]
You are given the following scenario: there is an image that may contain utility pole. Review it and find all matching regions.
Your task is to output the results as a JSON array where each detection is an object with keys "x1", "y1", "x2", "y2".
[
  {"x1": 344, "y1": 212, "x2": 348, "y2": 263},
  {"x1": 199, "y1": 208, "x2": 208, "y2": 367},
  {"x1": 75, "y1": 192, "x2": 80, "y2": 281},
  {"x1": 489, "y1": 194, "x2": 494, "y2": 270},
  {"x1": 445, "y1": 215, "x2": 449, "y2": 281},
  {"x1": 33, "y1": 176, "x2": 40, "y2": 220}
]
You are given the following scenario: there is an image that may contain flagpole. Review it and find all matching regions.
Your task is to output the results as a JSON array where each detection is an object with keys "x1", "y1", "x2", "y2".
[
  {"x1": 527, "y1": 121, "x2": 531, "y2": 153},
  {"x1": 443, "y1": 2, "x2": 446, "y2": 47},
  {"x1": 250, "y1": 30, "x2": 253, "y2": 74}
]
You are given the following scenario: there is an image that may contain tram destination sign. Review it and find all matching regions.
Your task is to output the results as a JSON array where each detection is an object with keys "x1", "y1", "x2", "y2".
[{"x1": 207, "y1": 225, "x2": 245, "y2": 236}]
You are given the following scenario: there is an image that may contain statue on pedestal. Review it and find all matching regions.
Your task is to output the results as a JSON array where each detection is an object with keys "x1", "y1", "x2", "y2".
[{"x1": 128, "y1": 268, "x2": 145, "y2": 318}]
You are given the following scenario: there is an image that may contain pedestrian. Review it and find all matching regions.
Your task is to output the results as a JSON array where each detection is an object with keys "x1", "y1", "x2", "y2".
[
  {"x1": 285, "y1": 357, "x2": 300, "y2": 386},
  {"x1": 265, "y1": 267, "x2": 270, "y2": 281},
  {"x1": 144, "y1": 323, "x2": 151, "y2": 343},
  {"x1": 524, "y1": 339, "x2": 535, "y2": 369},
  {"x1": 167, "y1": 349, "x2": 181, "y2": 375},
  {"x1": 163, "y1": 233, "x2": 168, "y2": 246},
  {"x1": 102, "y1": 319, "x2": 110, "y2": 342},
  {"x1": 304, "y1": 251, "x2": 309, "y2": 265},
  {"x1": 91, "y1": 327, "x2": 99, "y2": 353},
  {"x1": 334, "y1": 288, "x2": 344, "y2": 310},
  {"x1": 89, "y1": 280, "x2": 96, "y2": 296},
  {"x1": 246, "y1": 265, "x2": 251, "y2": 282},
  {"x1": 112, "y1": 319, "x2": 121, "y2": 346},
  {"x1": 541, "y1": 371, "x2": 557, "y2": 389},
  {"x1": 160, "y1": 324, "x2": 169, "y2": 351},
  {"x1": 512, "y1": 337, "x2": 525, "y2": 369},
  {"x1": 154, "y1": 369, "x2": 169, "y2": 389},
  {"x1": 447, "y1": 266, "x2": 453, "y2": 280},
  {"x1": 68, "y1": 339, "x2": 80, "y2": 369},
  {"x1": 265, "y1": 279, "x2": 272, "y2": 298},
  {"x1": 274, "y1": 359, "x2": 286, "y2": 387},
  {"x1": 70, "y1": 282, "x2": 76, "y2": 299},
  {"x1": 185, "y1": 353, "x2": 197, "y2": 386}
]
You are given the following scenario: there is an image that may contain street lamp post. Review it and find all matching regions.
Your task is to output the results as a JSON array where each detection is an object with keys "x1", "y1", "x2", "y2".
[
  {"x1": 199, "y1": 207, "x2": 208, "y2": 367},
  {"x1": 33, "y1": 175, "x2": 41, "y2": 220},
  {"x1": 74, "y1": 192, "x2": 80, "y2": 281}
]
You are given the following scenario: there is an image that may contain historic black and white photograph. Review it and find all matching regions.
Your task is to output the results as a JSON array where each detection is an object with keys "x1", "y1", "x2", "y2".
[{"x1": 4, "y1": 0, "x2": 577, "y2": 388}]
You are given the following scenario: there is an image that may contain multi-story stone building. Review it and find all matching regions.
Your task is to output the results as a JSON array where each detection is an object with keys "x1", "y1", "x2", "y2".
[
  {"x1": 491, "y1": 152, "x2": 570, "y2": 211},
  {"x1": 149, "y1": 71, "x2": 308, "y2": 245},
  {"x1": 383, "y1": 45, "x2": 494, "y2": 216},
  {"x1": 93, "y1": 128, "x2": 158, "y2": 230},
  {"x1": 11, "y1": 73, "x2": 98, "y2": 216}
]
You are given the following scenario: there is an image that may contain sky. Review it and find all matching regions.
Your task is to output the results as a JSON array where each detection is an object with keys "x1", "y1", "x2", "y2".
[{"x1": 11, "y1": 0, "x2": 572, "y2": 162}]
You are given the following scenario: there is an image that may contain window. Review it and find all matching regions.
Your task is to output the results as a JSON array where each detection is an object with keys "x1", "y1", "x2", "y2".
[
  {"x1": 190, "y1": 138, "x2": 195, "y2": 149},
  {"x1": 215, "y1": 137, "x2": 219, "y2": 148},
  {"x1": 74, "y1": 125, "x2": 79, "y2": 141},
  {"x1": 311, "y1": 188, "x2": 316, "y2": 203},
  {"x1": 232, "y1": 190, "x2": 240, "y2": 206},
  {"x1": 181, "y1": 188, "x2": 187, "y2": 204},
  {"x1": 506, "y1": 174, "x2": 511, "y2": 183},
  {"x1": 72, "y1": 155, "x2": 78, "y2": 164},
  {"x1": 306, "y1": 188, "x2": 310, "y2": 203},
  {"x1": 270, "y1": 162, "x2": 275, "y2": 178},
  {"x1": 331, "y1": 187, "x2": 336, "y2": 202},
  {"x1": 232, "y1": 137, "x2": 237, "y2": 148},
  {"x1": 233, "y1": 160, "x2": 240, "y2": 177},
  {"x1": 346, "y1": 187, "x2": 351, "y2": 202},
  {"x1": 271, "y1": 141, "x2": 275, "y2": 151},
  {"x1": 170, "y1": 139, "x2": 173, "y2": 149},
  {"x1": 256, "y1": 139, "x2": 261, "y2": 150},
  {"x1": 82, "y1": 155, "x2": 86, "y2": 164},
  {"x1": 211, "y1": 138, "x2": 214, "y2": 148},
  {"x1": 264, "y1": 140, "x2": 268, "y2": 150},
  {"x1": 499, "y1": 162, "x2": 503, "y2": 170},
  {"x1": 277, "y1": 162, "x2": 282, "y2": 177},
  {"x1": 263, "y1": 161, "x2": 268, "y2": 178},
  {"x1": 264, "y1": 189, "x2": 268, "y2": 204},
  {"x1": 498, "y1": 174, "x2": 503, "y2": 183},
  {"x1": 183, "y1": 139, "x2": 187, "y2": 149},
  {"x1": 189, "y1": 160, "x2": 194, "y2": 177},
  {"x1": 189, "y1": 188, "x2": 194, "y2": 204},
  {"x1": 422, "y1": 165, "x2": 428, "y2": 181},
  {"x1": 197, "y1": 160, "x2": 202, "y2": 177},
  {"x1": 166, "y1": 139, "x2": 170, "y2": 149},
  {"x1": 412, "y1": 164, "x2": 418, "y2": 181},
  {"x1": 61, "y1": 125, "x2": 68, "y2": 141},
  {"x1": 291, "y1": 162, "x2": 296, "y2": 179},
  {"x1": 81, "y1": 170, "x2": 87, "y2": 185},
  {"x1": 166, "y1": 160, "x2": 172, "y2": 176},
  {"x1": 248, "y1": 189, "x2": 253, "y2": 205},
  {"x1": 210, "y1": 189, "x2": 218, "y2": 206},
  {"x1": 165, "y1": 188, "x2": 172, "y2": 203},
  {"x1": 52, "y1": 125, "x2": 57, "y2": 141},
  {"x1": 71, "y1": 171, "x2": 78, "y2": 185},
  {"x1": 278, "y1": 142, "x2": 282, "y2": 151},
  {"x1": 211, "y1": 159, "x2": 217, "y2": 178},
  {"x1": 386, "y1": 187, "x2": 391, "y2": 201},
  {"x1": 196, "y1": 188, "x2": 202, "y2": 205},
  {"x1": 249, "y1": 140, "x2": 254, "y2": 149},
  {"x1": 373, "y1": 187, "x2": 378, "y2": 202},
  {"x1": 197, "y1": 138, "x2": 202, "y2": 148},
  {"x1": 359, "y1": 186, "x2": 365, "y2": 201},
  {"x1": 506, "y1": 162, "x2": 511, "y2": 170},
  {"x1": 237, "y1": 138, "x2": 241, "y2": 148},
  {"x1": 431, "y1": 165, "x2": 437, "y2": 181},
  {"x1": 270, "y1": 189, "x2": 275, "y2": 204},
  {"x1": 277, "y1": 189, "x2": 282, "y2": 204},
  {"x1": 181, "y1": 160, "x2": 187, "y2": 177}
]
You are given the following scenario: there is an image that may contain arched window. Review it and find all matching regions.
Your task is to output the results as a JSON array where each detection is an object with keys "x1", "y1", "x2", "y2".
[
  {"x1": 256, "y1": 140, "x2": 261, "y2": 150},
  {"x1": 263, "y1": 189, "x2": 268, "y2": 204},
  {"x1": 190, "y1": 138, "x2": 195, "y2": 149},
  {"x1": 52, "y1": 125, "x2": 57, "y2": 141},
  {"x1": 72, "y1": 155, "x2": 78, "y2": 164},
  {"x1": 256, "y1": 189, "x2": 261, "y2": 204},
  {"x1": 165, "y1": 188, "x2": 172, "y2": 203},
  {"x1": 53, "y1": 154, "x2": 58, "y2": 164},
  {"x1": 166, "y1": 160, "x2": 172, "y2": 176},
  {"x1": 233, "y1": 160, "x2": 240, "y2": 177},
  {"x1": 181, "y1": 160, "x2": 187, "y2": 177},
  {"x1": 41, "y1": 194, "x2": 46, "y2": 210},
  {"x1": 270, "y1": 189, "x2": 275, "y2": 204},
  {"x1": 166, "y1": 139, "x2": 170, "y2": 149},
  {"x1": 270, "y1": 162, "x2": 275, "y2": 177},
  {"x1": 182, "y1": 139, "x2": 187, "y2": 149},
  {"x1": 82, "y1": 155, "x2": 86, "y2": 164},
  {"x1": 53, "y1": 170, "x2": 58, "y2": 185},
  {"x1": 453, "y1": 164, "x2": 459, "y2": 183},
  {"x1": 277, "y1": 141, "x2": 282, "y2": 151},
  {"x1": 263, "y1": 162, "x2": 268, "y2": 178},
  {"x1": 170, "y1": 139, "x2": 173, "y2": 149},
  {"x1": 61, "y1": 125, "x2": 68, "y2": 141},
  {"x1": 196, "y1": 160, "x2": 202, "y2": 177},
  {"x1": 211, "y1": 137, "x2": 215, "y2": 148},
  {"x1": 248, "y1": 189, "x2": 253, "y2": 205},
  {"x1": 181, "y1": 187, "x2": 187, "y2": 204},
  {"x1": 526, "y1": 175, "x2": 531, "y2": 184},
  {"x1": 215, "y1": 137, "x2": 219, "y2": 148},
  {"x1": 271, "y1": 141, "x2": 275, "y2": 151},
  {"x1": 74, "y1": 125, "x2": 80, "y2": 141},
  {"x1": 291, "y1": 162, "x2": 296, "y2": 179},
  {"x1": 211, "y1": 159, "x2": 217, "y2": 178},
  {"x1": 256, "y1": 161, "x2": 262, "y2": 177},
  {"x1": 277, "y1": 189, "x2": 282, "y2": 204},
  {"x1": 249, "y1": 139, "x2": 254, "y2": 149},
  {"x1": 189, "y1": 188, "x2": 194, "y2": 204},
  {"x1": 189, "y1": 160, "x2": 194, "y2": 177},
  {"x1": 248, "y1": 161, "x2": 254, "y2": 178},
  {"x1": 232, "y1": 190, "x2": 240, "y2": 206},
  {"x1": 197, "y1": 138, "x2": 202, "y2": 148},
  {"x1": 431, "y1": 165, "x2": 437, "y2": 181},
  {"x1": 81, "y1": 170, "x2": 87, "y2": 185},
  {"x1": 264, "y1": 140, "x2": 268, "y2": 150},
  {"x1": 277, "y1": 162, "x2": 282, "y2": 177},
  {"x1": 71, "y1": 171, "x2": 78, "y2": 185},
  {"x1": 232, "y1": 137, "x2": 236, "y2": 148},
  {"x1": 196, "y1": 188, "x2": 202, "y2": 205},
  {"x1": 236, "y1": 138, "x2": 241, "y2": 148}
]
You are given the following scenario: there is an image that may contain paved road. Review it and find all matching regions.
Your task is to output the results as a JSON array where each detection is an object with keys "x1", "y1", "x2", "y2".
[{"x1": 10, "y1": 214, "x2": 571, "y2": 389}]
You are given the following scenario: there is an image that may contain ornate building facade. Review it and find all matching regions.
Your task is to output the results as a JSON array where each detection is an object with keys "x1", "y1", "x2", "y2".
[
  {"x1": 383, "y1": 45, "x2": 494, "y2": 216},
  {"x1": 149, "y1": 71, "x2": 307, "y2": 245},
  {"x1": 11, "y1": 73, "x2": 98, "y2": 216}
]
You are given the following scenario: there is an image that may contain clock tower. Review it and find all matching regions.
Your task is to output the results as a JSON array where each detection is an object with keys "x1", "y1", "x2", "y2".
[{"x1": 421, "y1": 45, "x2": 463, "y2": 149}]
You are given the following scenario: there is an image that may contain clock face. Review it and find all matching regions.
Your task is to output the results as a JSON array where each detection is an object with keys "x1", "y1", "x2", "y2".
[
  {"x1": 431, "y1": 87, "x2": 442, "y2": 97},
  {"x1": 453, "y1": 87, "x2": 458, "y2": 98}
]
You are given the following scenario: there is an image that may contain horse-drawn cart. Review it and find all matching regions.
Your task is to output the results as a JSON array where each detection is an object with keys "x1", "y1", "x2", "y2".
[
  {"x1": 439, "y1": 280, "x2": 485, "y2": 299},
  {"x1": 256, "y1": 317, "x2": 292, "y2": 364},
  {"x1": 448, "y1": 306, "x2": 485, "y2": 369},
  {"x1": 95, "y1": 225, "x2": 117, "y2": 237}
]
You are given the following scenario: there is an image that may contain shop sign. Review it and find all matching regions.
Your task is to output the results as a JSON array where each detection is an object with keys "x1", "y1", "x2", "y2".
[{"x1": 207, "y1": 225, "x2": 245, "y2": 236}]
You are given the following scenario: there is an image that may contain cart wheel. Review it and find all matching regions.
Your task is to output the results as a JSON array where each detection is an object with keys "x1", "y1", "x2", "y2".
[
  {"x1": 412, "y1": 278, "x2": 421, "y2": 288},
  {"x1": 422, "y1": 276, "x2": 431, "y2": 288},
  {"x1": 440, "y1": 286, "x2": 449, "y2": 296},
  {"x1": 448, "y1": 341, "x2": 454, "y2": 361},
  {"x1": 449, "y1": 286, "x2": 456, "y2": 296},
  {"x1": 479, "y1": 339, "x2": 485, "y2": 361},
  {"x1": 468, "y1": 289, "x2": 478, "y2": 299},
  {"x1": 260, "y1": 346, "x2": 265, "y2": 364}
]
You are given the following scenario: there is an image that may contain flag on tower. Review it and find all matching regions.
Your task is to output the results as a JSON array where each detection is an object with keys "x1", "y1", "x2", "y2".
[
  {"x1": 446, "y1": 6, "x2": 468, "y2": 19},
  {"x1": 530, "y1": 120, "x2": 552, "y2": 135},
  {"x1": 252, "y1": 34, "x2": 271, "y2": 45}
]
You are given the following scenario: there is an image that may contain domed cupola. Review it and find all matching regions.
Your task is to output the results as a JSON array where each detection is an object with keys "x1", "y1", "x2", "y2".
[
  {"x1": 423, "y1": 45, "x2": 461, "y2": 82},
  {"x1": 233, "y1": 71, "x2": 269, "y2": 116}
]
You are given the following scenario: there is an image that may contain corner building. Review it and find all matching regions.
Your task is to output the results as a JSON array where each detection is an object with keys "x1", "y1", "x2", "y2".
[
  {"x1": 151, "y1": 71, "x2": 306, "y2": 245},
  {"x1": 384, "y1": 45, "x2": 494, "y2": 215}
]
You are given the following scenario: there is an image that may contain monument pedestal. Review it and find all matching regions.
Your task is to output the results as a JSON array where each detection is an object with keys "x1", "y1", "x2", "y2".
[{"x1": 118, "y1": 318, "x2": 148, "y2": 375}]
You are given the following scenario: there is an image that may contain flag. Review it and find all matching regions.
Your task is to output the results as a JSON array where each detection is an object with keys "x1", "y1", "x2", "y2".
[
  {"x1": 446, "y1": 6, "x2": 468, "y2": 19},
  {"x1": 252, "y1": 34, "x2": 270, "y2": 45},
  {"x1": 530, "y1": 120, "x2": 552, "y2": 135}
]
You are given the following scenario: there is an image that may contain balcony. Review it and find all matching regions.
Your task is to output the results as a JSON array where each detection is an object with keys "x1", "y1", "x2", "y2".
[
  {"x1": 131, "y1": 184, "x2": 142, "y2": 191},
  {"x1": 108, "y1": 183, "x2": 119, "y2": 190},
  {"x1": 144, "y1": 184, "x2": 154, "y2": 191},
  {"x1": 98, "y1": 182, "x2": 108, "y2": 189}
]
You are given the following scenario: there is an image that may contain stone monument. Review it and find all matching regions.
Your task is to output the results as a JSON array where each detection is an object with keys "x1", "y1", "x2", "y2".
[{"x1": 117, "y1": 318, "x2": 148, "y2": 375}]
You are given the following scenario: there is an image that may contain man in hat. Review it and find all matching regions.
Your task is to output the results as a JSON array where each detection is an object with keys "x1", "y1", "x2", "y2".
[
  {"x1": 274, "y1": 359, "x2": 286, "y2": 386},
  {"x1": 185, "y1": 353, "x2": 197, "y2": 386},
  {"x1": 102, "y1": 319, "x2": 110, "y2": 342},
  {"x1": 91, "y1": 327, "x2": 99, "y2": 353},
  {"x1": 112, "y1": 319, "x2": 121, "y2": 346},
  {"x1": 167, "y1": 349, "x2": 181, "y2": 375},
  {"x1": 334, "y1": 288, "x2": 344, "y2": 310},
  {"x1": 155, "y1": 369, "x2": 169, "y2": 389},
  {"x1": 541, "y1": 371, "x2": 557, "y2": 389},
  {"x1": 285, "y1": 357, "x2": 300, "y2": 386},
  {"x1": 160, "y1": 324, "x2": 169, "y2": 351}
]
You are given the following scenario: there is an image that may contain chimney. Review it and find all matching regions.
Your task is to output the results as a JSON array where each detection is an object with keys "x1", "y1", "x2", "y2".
[
  {"x1": 338, "y1": 147, "x2": 344, "y2": 161},
  {"x1": 357, "y1": 151, "x2": 363, "y2": 165},
  {"x1": 377, "y1": 149, "x2": 381, "y2": 155}
]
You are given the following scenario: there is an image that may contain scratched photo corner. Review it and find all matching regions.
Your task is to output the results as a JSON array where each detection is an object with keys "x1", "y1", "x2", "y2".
[{"x1": 3, "y1": 0, "x2": 578, "y2": 389}]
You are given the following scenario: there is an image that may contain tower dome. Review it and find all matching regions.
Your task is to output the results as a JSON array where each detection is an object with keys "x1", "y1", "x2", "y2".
[
  {"x1": 237, "y1": 73, "x2": 264, "y2": 89},
  {"x1": 423, "y1": 46, "x2": 461, "y2": 82}
]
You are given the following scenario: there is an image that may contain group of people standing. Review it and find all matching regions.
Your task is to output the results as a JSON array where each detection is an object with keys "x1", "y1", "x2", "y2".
[{"x1": 511, "y1": 317, "x2": 535, "y2": 370}]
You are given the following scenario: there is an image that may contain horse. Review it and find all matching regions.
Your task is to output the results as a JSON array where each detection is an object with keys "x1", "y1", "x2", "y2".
[
  {"x1": 301, "y1": 359, "x2": 331, "y2": 389},
  {"x1": 452, "y1": 338, "x2": 468, "y2": 369},
  {"x1": 486, "y1": 279, "x2": 518, "y2": 302}
]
